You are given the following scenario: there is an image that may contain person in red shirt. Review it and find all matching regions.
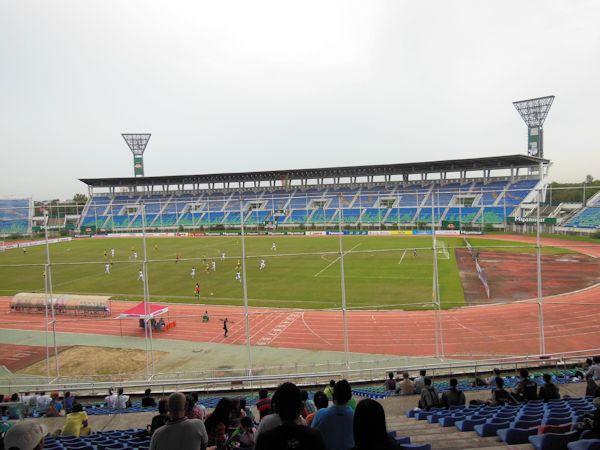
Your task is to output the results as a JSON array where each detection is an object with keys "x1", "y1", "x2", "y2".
[
  {"x1": 256, "y1": 389, "x2": 272, "y2": 420},
  {"x1": 194, "y1": 283, "x2": 200, "y2": 300}
]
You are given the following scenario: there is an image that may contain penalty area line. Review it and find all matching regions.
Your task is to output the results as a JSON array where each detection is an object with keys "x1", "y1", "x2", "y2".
[{"x1": 398, "y1": 249, "x2": 407, "y2": 265}]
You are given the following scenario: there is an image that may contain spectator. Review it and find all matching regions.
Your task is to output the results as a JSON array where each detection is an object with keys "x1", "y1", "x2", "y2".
[
  {"x1": 306, "y1": 391, "x2": 328, "y2": 427},
  {"x1": 488, "y1": 377, "x2": 516, "y2": 406},
  {"x1": 301, "y1": 390, "x2": 316, "y2": 417},
  {"x1": 397, "y1": 372, "x2": 415, "y2": 396},
  {"x1": 486, "y1": 368, "x2": 501, "y2": 386},
  {"x1": 142, "y1": 388, "x2": 157, "y2": 407},
  {"x1": 230, "y1": 397, "x2": 245, "y2": 428},
  {"x1": 586, "y1": 356, "x2": 600, "y2": 381},
  {"x1": 538, "y1": 373, "x2": 560, "y2": 402},
  {"x1": 149, "y1": 398, "x2": 169, "y2": 435},
  {"x1": 62, "y1": 402, "x2": 91, "y2": 437},
  {"x1": 352, "y1": 398, "x2": 401, "y2": 450},
  {"x1": 8, "y1": 393, "x2": 23, "y2": 419},
  {"x1": 20, "y1": 392, "x2": 33, "y2": 417},
  {"x1": 577, "y1": 397, "x2": 600, "y2": 440},
  {"x1": 384, "y1": 372, "x2": 396, "y2": 392},
  {"x1": 204, "y1": 398, "x2": 233, "y2": 448},
  {"x1": 240, "y1": 398, "x2": 255, "y2": 424},
  {"x1": 324, "y1": 380, "x2": 335, "y2": 400},
  {"x1": 256, "y1": 389, "x2": 272, "y2": 420},
  {"x1": 418, "y1": 378, "x2": 441, "y2": 410},
  {"x1": 586, "y1": 373, "x2": 599, "y2": 397},
  {"x1": 63, "y1": 391, "x2": 75, "y2": 413},
  {"x1": 441, "y1": 378, "x2": 466, "y2": 408},
  {"x1": 115, "y1": 387, "x2": 131, "y2": 409},
  {"x1": 45, "y1": 392, "x2": 62, "y2": 417},
  {"x1": 256, "y1": 388, "x2": 307, "y2": 439},
  {"x1": 193, "y1": 392, "x2": 207, "y2": 420},
  {"x1": 105, "y1": 388, "x2": 117, "y2": 409},
  {"x1": 512, "y1": 368, "x2": 538, "y2": 401},
  {"x1": 227, "y1": 415, "x2": 256, "y2": 449},
  {"x1": 414, "y1": 370, "x2": 427, "y2": 394},
  {"x1": 28, "y1": 392, "x2": 38, "y2": 411},
  {"x1": 36, "y1": 391, "x2": 52, "y2": 415},
  {"x1": 311, "y1": 379, "x2": 355, "y2": 450},
  {"x1": 150, "y1": 392, "x2": 208, "y2": 450},
  {"x1": 186, "y1": 394, "x2": 205, "y2": 421},
  {"x1": 255, "y1": 382, "x2": 326, "y2": 450},
  {"x1": 3, "y1": 422, "x2": 47, "y2": 450}
]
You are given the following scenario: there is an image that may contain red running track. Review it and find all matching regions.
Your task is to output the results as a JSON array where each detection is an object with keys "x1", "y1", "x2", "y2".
[{"x1": 0, "y1": 235, "x2": 599, "y2": 359}]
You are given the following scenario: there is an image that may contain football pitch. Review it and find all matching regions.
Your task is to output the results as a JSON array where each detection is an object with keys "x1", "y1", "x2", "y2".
[{"x1": 0, "y1": 235, "x2": 569, "y2": 310}]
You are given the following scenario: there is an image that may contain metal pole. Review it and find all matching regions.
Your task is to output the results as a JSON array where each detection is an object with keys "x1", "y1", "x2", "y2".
[
  {"x1": 536, "y1": 173, "x2": 545, "y2": 355},
  {"x1": 141, "y1": 203, "x2": 155, "y2": 378},
  {"x1": 430, "y1": 192, "x2": 440, "y2": 358},
  {"x1": 43, "y1": 209, "x2": 60, "y2": 379},
  {"x1": 239, "y1": 195, "x2": 254, "y2": 376},
  {"x1": 338, "y1": 195, "x2": 350, "y2": 369}
]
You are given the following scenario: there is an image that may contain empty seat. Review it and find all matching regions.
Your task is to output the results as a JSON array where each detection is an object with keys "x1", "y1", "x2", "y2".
[
  {"x1": 455, "y1": 417, "x2": 487, "y2": 432},
  {"x1": 497, "y1": 427, "x2": 538, "y2": 445},
  {"x1": 568, "y1": 439, "x2": 600, "y2": 450},
  {"x1": 474, "y1": 421, "x2": 511, "y2": 437},
  {"x1": 528, "y1": 431, "x2": 579, "y2": 450}
]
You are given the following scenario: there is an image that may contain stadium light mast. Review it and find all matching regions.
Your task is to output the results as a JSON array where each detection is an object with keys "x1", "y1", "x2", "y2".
[
  {"x1": 512, "y1": 96, "x2": 554, "y2": 158},
  {"x1": 122, "y1": 133, "x2": 151, "y2": 177}
]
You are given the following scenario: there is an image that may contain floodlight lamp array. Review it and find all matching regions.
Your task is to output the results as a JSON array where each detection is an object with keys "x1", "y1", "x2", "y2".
[
  {"x1": 512, "y1": 96, "x2": 555, "y2": 128},
  {"x1": 122, "y1": 133, "x2": 151, "y2": 156}
]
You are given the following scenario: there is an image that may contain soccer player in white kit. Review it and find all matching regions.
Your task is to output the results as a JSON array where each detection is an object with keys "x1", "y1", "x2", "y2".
[
  {"x1": 191, "y1": 267, "x2": 196, "y2": 278},
  {"x1": 271, "y1": 242, "x2": 277, "y2": 251},
  {"x1": 211, "y1": 261, "x2": 216, "y2": 271},
  {"x1": 137, "y1": 269, "x2": 144, "y2": 281},
  {"x1": 235, "y1": 271, "x2": 241, "y2": 282},
  {"x1": 133, "y1": 251, "x2": 138, "y2": 260},
  {"x1": 221, "y1": 252, "x2": 226, "y2": 261},
  {"x1": 259, "y1": 259, "x2": 266, "y2": 270},
  {"x1": 110, "y1": 248, "x2": 115, "y2": 258},
  {"x1": 104, "y1": 263, "x2": 111, "y2": 274}
]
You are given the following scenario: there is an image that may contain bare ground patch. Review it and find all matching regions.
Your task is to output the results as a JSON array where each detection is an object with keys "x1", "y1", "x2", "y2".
[{"x1": 18, "y1": 346, "x2": 167, "y2": 380}]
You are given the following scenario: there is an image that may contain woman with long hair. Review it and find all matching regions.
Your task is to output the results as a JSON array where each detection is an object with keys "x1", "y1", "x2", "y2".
[
  {"x1": 352, "y1": 398, "x2": 401, "y2": 450},
  {"x1": 204, "y1": 397, "x2": 234, "y2": 448}
]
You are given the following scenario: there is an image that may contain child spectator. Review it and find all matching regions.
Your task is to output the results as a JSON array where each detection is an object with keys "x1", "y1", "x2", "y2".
[
  {"x1": 306, "y1": 391, "x2": 328, "y2": 426},
  {"x1": 384, "y1": 372, "x2": 396, "y2": 392},
  {"x1": 352, "y1": 398, "x2": 402, "y2": 450},
  {"x1": 227, "y1": 416, "x2": 256, "y2": 449},
  {"x1": 256, "y1": 389, "x2": 272, "y2": 420},
  {"x1": 538, "y1": 373, "x2": 560, "y2": 402},
  {"x1": 441, "y1": 378, "x2": 466, "y2": 408}
]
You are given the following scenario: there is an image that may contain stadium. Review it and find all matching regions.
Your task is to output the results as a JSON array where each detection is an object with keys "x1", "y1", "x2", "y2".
[{"x1": 2, "y1": 4, "x2": 600, "y2": 447}]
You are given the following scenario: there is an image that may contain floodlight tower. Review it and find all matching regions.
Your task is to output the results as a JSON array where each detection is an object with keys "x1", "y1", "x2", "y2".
[
  {"x1": 122, "y1": 133, "x2": 151, "y2": 177},
  {"x1": 513, "y1": 96, "x2": 554, "y2": 158}
]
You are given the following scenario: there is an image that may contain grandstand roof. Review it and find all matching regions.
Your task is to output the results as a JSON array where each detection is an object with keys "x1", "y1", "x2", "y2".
[{"x1": 80, "y1": 154, "x2": 548, "y2": 187}]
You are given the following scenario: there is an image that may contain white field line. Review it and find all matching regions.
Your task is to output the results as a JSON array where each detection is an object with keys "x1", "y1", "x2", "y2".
[
  {"x1": 313, "y1": 244, "x2": 361, "y2": 277},
  {"x1": 398, "y1": 249, "x2": 407, "y2": 265}
]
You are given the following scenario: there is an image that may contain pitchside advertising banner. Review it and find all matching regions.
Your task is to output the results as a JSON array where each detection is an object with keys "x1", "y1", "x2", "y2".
[
  {"x1": 0, "y1": 237, "x2": 72, "y2": 251},
  {"x1": 507, "y1": 216, "x2": 557, "y2": 225}
]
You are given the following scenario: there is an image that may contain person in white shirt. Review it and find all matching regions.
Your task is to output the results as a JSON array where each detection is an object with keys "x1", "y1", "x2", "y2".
[
  {"x1": 105, "y1": 389, "x2": 117, "y2": 409},
  {"x1": 36, "y1": 392, "x2": 52, "y2": 414},
  {"x1": 259, "y1": 259, "x2": 266, "y2": 270},
  {"x1": 115, "y1": 387, "x2": 130, "y2": 409}
]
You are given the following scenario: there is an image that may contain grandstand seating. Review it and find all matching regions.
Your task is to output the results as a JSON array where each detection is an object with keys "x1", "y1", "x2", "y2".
[
  {"x1": 564, "y1": 207, "x2": 600, "y2": 229},
  {"x1": 0, "y1": 198, "x2": 32, "y2": 235},
  {"x1": 78, "y1": 178, "x2": 540, "y2": 230}
]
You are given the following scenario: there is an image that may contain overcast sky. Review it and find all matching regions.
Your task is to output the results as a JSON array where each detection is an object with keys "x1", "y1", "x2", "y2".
[{"x1": 1, "y1": 0, "x2": 599, "y2": 200}]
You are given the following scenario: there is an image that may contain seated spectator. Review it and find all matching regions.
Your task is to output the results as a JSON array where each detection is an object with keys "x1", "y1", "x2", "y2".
[
  {"x1": 185, "y1": 394, "x2": 206, "y2": 420},
  {"x1": 538, "y1": 373, "x2": 560, "y2": 402},
  {"x1": 488, "y1": 377, "x2": 517, "y2": 406},
  {"x1": 62, "y1": 403, "x2": 91, "y2": 437},
  {"x1": 115, "y1": 387, "x2": 131, "y2": 409},
  {"x1": 256, "y1": 389, "x2": 272, "y2": 420},
  {"x1": 105, "y1": 388, "x2": 117, "y2": 408},
  {"x1": 4, "y1": 421, "x2": 47, "y2": 450},
  {"x1": 150, "y1": 392, "x2": 208, "y2": 450},
  {"x1": 20, "y1": 392, "x2": 33, "y2": 417},
  {"x1": 577, "y1": 397, "x2": 600, "y2": 440},
  {"x1": 397, "y1": 372, "x2": 415, "y2": 396},
  {"x1": 414, "y1": 370, "x2": 427, "y2": 394},
  {"x1": 418, "y1": 377, "x2": 441, "y2": 410},
  {"x1": 587, "y1": 356, "x2": 600, "y2": 381},
  {"x1": 256, "y1": 382, "x2": 326, "y2": 450},
  {"x1": 149, "y1": 398, "x2": 169, "y2": 435},
  {"x1": 36, "y1": 391, "x2": 52, "y2": 415},
  {"x1": 227, "y1": 416, "x2": 256, "y2": 449},
  {"x1": 512, "y1": 368, "x2": 538, "y2": 401},
  {"x1": 142, "y1": 388, "x2": 157, "y2": 407},
  {"x1": 324, "y1": 380, "x2": 335, "y2": 401},
  {"x1": 352, "y1": 398, "x2": 401, "y2": 450},
  {"x1": 205, "y1": 397, "x2": 233, "y2": 448},
  {"x1": 586, "y1": 373, "x2": 599, "y2": 397},
  {"x1": 45, "y1": 392, "x2": 62, "y2": 417},
  {"x1": 441, "y1": 378, "x2": 466, "y2": 408},
  {"x1": 486, "y1": 368, "x2": 501, "y2": 386},
  {"x1": 301, "y1": 390, "x2": 316, "y2": 417},
  {"x1": 240, "y1": 398, "x2": 255, "y2": 424},
  {"x1": 257, "y1": 388, "x2": 307, "y2": 439},
  {"x1": 306, "y1": 391, "x2": 328, "y2": 426},
  {"x1": 230, "y1": 397, "x2": 245, "y2": 428},
  {"x1": 8, "y1": 393, "x2": 23, "y2": 419},
  {"x1": 312, "y1": 379, "x2": 355, "y2": 450},
  {"x1": 384, "y1": 372, "x2": 396, "y2": 392},
  {"x1": 63, "y1": 391, "x2": 75, "y2": 413}
]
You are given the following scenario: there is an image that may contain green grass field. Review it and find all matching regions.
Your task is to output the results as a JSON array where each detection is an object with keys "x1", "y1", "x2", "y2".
[{"x1": 0, "y1": 235, "x2": 570, "y2": 310}]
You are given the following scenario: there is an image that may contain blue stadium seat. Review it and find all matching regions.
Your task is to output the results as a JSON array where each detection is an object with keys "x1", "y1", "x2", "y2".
[
  {"x1": 568, "y1": 440, "x2": 600, "y2": 450},
  {"x1": 529, "y1": 431, "x2": 579, "y2": 450},
  {"x1": 474, "y1": 421, "x2": 511, "y2": 437},
  {"x1": 497, "y1": 427, "x2": 538, "y2": 445}
]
